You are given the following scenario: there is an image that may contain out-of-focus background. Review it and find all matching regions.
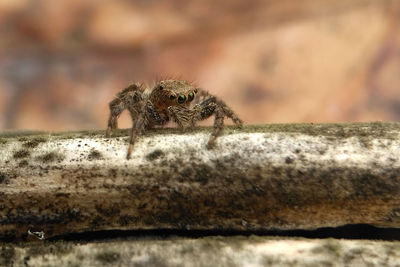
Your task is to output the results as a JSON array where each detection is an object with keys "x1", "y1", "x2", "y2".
[{"x1": 0, "y1": 0, "x2": 399, "y2": 131}]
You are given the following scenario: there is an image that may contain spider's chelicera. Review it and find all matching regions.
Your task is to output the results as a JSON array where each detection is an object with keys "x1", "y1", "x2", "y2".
[{"x1": 106, "y1": 79, "x2": 243, "y2": 159}]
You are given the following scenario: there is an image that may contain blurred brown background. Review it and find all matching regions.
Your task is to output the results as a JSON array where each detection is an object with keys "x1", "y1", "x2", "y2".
[{"x1": 0, "y1": 0, "x2": 400, "y2": 131}]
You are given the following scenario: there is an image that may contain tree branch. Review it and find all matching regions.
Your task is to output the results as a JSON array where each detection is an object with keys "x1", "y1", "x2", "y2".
[
  {"x1": 1, "y1": 122, "x2": 400, "y2": 240},
  {"x1": 2, "y1": 237, "x2": 400, "y2": 266}
]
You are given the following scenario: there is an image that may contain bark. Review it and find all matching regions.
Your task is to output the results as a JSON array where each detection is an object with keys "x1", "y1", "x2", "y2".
[
  {"x1": 0, "y1": 122, "x2": 400, "y2": 240},
  {"x1": 2, "y1": 237, "x2": 400, "y2": 267}
]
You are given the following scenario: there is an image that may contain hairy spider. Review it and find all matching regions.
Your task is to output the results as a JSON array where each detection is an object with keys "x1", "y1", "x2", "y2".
[{"x1": 106, "y1": 79, "x2": 243, "y2": 159}]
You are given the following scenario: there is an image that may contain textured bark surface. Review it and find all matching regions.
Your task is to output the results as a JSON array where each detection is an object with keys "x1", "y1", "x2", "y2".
[
  {"x1": 0, "y1": 122, "x2": 400, "y2": 240},
  {"x1": 1, "y1": 237, "x2": 400, "y2": 267}
]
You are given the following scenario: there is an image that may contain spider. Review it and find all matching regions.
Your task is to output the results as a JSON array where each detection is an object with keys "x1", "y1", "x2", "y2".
[{"x1": 106, "y1": 79, "x2": 243, "y2": 159}]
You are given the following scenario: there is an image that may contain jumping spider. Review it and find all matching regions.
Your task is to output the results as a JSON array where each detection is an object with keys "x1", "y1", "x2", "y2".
[{"x1": 106, "y1": 80, "x2": 243, "y2": 159}]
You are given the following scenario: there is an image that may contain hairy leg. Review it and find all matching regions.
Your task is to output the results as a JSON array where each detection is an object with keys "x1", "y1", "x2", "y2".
[
  {"x1": 197, "y1": 92, "x2": 243, "y2": 127},
  {"x1": 127, "y1": 108, "x2": 146, "y2": 159},
  {"x1": 127, "y1": 118, "x2": 143, "y2": 159},
  {"x1": 106, "y1": 98, "x2": 124, "y2": 137},
  {"x1": 106, "y1": 83, "x2": 143, "y2": 137},
  {"x1": 126, "y1": 101, "x2": 166, "y2": 159},
  {"x1": 207, "y1": 105, "x2": 225, "y2": 148},
  {"x1": 172, "y1": 92, "x2": 243, "y2": 148}
]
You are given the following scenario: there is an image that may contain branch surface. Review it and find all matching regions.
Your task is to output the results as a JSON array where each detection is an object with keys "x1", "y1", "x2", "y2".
[
  {"x1": 2, "y1": 237, "x2": 400, "y2": 266},
  {"x1": 1, "y1": 122, "x2": 400, "y2": 240}
]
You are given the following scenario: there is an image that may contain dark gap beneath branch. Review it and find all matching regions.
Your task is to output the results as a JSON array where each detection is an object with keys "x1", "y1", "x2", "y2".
[{"x1": 41, "y1": 224, "x2": 400, "y2": 243}]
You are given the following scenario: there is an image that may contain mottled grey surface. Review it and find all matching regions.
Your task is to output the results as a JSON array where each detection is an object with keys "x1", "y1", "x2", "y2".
[
  {"x1": 0, "y1": 123, "x2": 400, "y2": 240},
  {"x1": 1, "y1": 237, "x2": 400, "y2": 267}
]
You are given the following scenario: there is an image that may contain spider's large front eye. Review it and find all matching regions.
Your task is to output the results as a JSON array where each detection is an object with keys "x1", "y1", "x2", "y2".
[
  {"x1": 178, "y1": 94, "x2": 186, "y2": 104},
  {"x1": 188, "y1": 92, "x2": 194, "y2": 102}
]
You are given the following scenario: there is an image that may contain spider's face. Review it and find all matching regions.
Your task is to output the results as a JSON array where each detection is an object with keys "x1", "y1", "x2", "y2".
[{"x1": 151, "y1": 80, "x2": 198, "y2": 109}]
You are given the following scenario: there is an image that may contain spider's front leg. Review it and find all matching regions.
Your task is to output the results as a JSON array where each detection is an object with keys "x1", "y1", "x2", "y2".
[
  {"x1": 188, "y1": 93, "x2": 243, "y2": 148},
  {"x1": 106, "y1": 83, "x2": 143, "y2": 137},
  {"x1": 126, "y1": 101, "x2": 167, "y2": 159},
  {"x1": 126, "y1": 107, "x2": 147, "y2": 160}
]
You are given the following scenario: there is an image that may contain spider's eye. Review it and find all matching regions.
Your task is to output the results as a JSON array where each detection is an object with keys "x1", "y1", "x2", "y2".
[
  {"x1": 169, "y1": 94, "x2": 176, "y2": 100},
  {"x1": 188, "y1": 92, "x2": 194, "y2": 102},
  {"x1": 194, "y1": 88, "x2": 198, "y2": 93},
  {"x1": 159, "y1": 84, "x2": 164, "y2": 90},
  {"x1": 178, "y1": 94, "x2": 186, "y2": 104}
]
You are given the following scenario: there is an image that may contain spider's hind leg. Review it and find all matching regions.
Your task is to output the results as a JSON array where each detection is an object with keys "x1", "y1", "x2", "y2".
[{"x1": 106, "y1": 83, "x2": 143, "y2": 137}]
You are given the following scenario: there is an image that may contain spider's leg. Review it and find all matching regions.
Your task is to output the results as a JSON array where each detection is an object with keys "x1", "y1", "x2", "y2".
[
  {"x1": 127, "y1": 101, "x2": 162, "y2": 159},
  {"x1": 127, "y1": 110, "x2": 146, "y2": 160},
  {"x1": 196, "y1": 92, "x2": 243, "y2": 128},
  {"x1": 207, "y1": 105, "x2": 225, "y2": 148},
  {"x1": 106, "y1": 98, "x2": 124, "y2": 137},
  {"x1": 106, "y1": 83, "x2": 143, "y2": 137},
  {"x1": 190, "y1": 93, "x2": 243, "y2": 148},
  {"x1": 220, "y1": 102, "x2": 243, "y2": 128}
]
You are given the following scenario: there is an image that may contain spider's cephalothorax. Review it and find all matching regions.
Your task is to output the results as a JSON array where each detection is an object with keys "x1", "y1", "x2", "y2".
[{"x1": 106, "y1": 79, "x2": 243, "y2": 159}]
